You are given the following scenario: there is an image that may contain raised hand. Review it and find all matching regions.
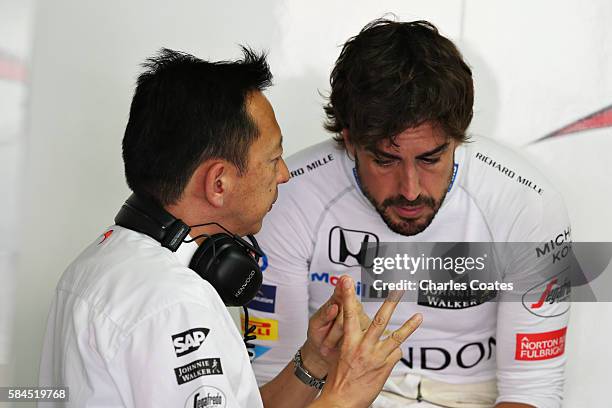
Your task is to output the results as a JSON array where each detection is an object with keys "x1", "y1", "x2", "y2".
[{"x1": 310, "y1": 275, "x2": 422, "y2": 408}]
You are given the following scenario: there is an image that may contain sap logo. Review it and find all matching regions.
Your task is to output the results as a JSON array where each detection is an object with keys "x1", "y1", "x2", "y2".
[
  {"x1": 328, "y1": 226, "x2": 379, "y2": 268},
  {"x1": 172, "y1": 327, "x2": 210, "y2": 357}
]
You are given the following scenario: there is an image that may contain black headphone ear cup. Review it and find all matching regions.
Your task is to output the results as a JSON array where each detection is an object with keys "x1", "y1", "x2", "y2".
[{"x1": 189, "y1": 233, "x2": 262, "y2": 307}]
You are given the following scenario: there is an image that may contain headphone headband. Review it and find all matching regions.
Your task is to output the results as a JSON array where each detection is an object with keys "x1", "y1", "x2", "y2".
[{"x1": 114, "y1": 194, "x2": 190, "y2": 252}]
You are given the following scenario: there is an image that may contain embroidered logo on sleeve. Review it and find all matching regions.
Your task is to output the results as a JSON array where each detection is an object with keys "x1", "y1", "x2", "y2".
[
  {"x1": 184, "y1": 385, "x2": 226, "y2": 407},
  {"x1": 172, "y1": 327, "x2": 210, "y2": 357},
  {"x1": 174, "y1": 358, "x2": 223, "y2": 385}
]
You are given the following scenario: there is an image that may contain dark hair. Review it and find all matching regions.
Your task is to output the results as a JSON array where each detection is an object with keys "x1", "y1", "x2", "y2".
[
  {"x1": 324, "y1": 19, "x2": 473, "y2": 149},
  {"x1": 122, "y1": 47, "x2": 272, "y2": 206}
]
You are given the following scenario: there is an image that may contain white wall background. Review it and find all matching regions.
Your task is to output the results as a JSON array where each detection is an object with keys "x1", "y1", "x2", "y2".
[
  {"x1": 0, "y1": 0, "x2": 34, "y2": 393},
  {"x1": 3, "y1": 0, "x2": 611, "y2": 406}
]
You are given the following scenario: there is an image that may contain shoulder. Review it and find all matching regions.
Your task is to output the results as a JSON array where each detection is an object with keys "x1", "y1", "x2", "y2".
[
  {"x1": 284, "y1": 140, "x2": 352, "y2": 194},
  {"x1": 260, "y1": 140, "x2": 354, "y2": 237},
  {"x1": 58, "y1": 226, "x2": 223, "y2": 332},
  {"x1": 456, "y1": 137, "x2": 568, "y2": 240}
]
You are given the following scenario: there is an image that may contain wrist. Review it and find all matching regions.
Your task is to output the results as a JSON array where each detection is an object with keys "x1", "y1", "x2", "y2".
[{"x1": 299, "y1": 342, "x2": 328, "y2": 379}]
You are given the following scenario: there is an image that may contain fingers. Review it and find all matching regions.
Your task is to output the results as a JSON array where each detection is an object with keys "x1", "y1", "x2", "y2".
[
  {"x1": 362, "y1": 290, "x2": 405, "y2": 344},
  {"x1": 339, "y1": 276, "x2": 362, "y2": 350},
  {"x1": 358, "y1": 302, "x2": 371, "y2": 331},
  {"x1": 311, "y1": 296, "x2": 341, "y2": 330},
  {"x1": 321, "y1": 309, "x2": 343, "y2": 356},
  {"x1": 380, "y1": 313, "x2": 423, "y2": 355}
]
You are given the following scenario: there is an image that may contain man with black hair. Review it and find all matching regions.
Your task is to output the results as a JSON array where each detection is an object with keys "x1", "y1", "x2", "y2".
[
  {"x1": 38, "y1": 48, "x2": 423, "y2": 407},
  {"x1": 249, "y1": 19, "x2": 571, "y2": 408}
]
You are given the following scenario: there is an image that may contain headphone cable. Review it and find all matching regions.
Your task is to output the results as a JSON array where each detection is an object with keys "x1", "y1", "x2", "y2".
[{"x1": 242, "y1": 306, "x2": 258, "y2": 359}]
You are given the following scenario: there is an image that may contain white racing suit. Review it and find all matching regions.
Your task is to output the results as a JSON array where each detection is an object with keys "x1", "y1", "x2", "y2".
[{"x1": 247, "y1": 137, "x2": 571, "y2": 408}]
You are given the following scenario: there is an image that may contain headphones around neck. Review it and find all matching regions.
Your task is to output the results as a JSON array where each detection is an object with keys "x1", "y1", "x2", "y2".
[{"x1": 114, "y1": 194, "x2": 264, "y2": 307}]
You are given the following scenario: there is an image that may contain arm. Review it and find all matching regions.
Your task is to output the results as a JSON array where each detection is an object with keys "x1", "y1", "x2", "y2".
[
  {"x1": 496, "y1": 191, "x2": 571, "y2": 408},
  {"x1": 109, "y1": 300, "x2": 261, "y2": 407}
]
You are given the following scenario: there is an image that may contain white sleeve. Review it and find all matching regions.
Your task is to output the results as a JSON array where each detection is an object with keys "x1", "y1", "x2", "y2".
[
  {"x1": 109, "y1": 301, "x2": 261, "y2": 408},
  {"x1": 248, "y1": 185, "x2": 314, "y2": 385},
  {"x1": 496, "y1": 190, "x2": 571, "y2": 408}
]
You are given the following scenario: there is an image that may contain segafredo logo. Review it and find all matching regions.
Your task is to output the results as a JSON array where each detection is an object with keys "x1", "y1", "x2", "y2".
[
  {"x1": 184, "y1": 386, "x2": 226, "y2": 408},
  {"x1": 522, "y1": 274, "x2": 570, "y2": 318},
  {"x1": 172, "y1": 327, "x2": 210, "y2": 357}
]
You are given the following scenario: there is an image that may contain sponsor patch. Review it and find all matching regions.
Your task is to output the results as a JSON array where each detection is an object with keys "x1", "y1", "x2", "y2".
[
  {"x1": 515, "y1": 327, "x2": 567, "y2": 361},
  {"x1": 247, "y1": 284, "x2": 276, "y2": 313},
  {"x1": 172, "y1": 327, "x2": 210, "y2": 357},
  {"x1": 522, "y1": 275, "x2": 570, "y2": 317},
  {"x1": 174, "y1": 358, "x2": 223, "y2": 385},
  {"x1": 240, "y1": 315, "x2": 278, "y2": 341},
  {"x1": 251, "y1": 345, "x2": 271, "y2": 361},
  {"x1": 328, "y1": 226, "x2": 379, "y2": 268},
  {"x1": 184, "y1": 385, "x2": 226, "y2": 408},
  {"x1": 417, "y1": 285, "x2": 496, "y2": 310}
]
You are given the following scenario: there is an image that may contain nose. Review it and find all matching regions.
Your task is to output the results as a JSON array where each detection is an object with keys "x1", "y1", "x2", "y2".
[
  {"x1": 277, "y1": 158, "x2": 290, "y2": 184},
  {"x1": 398, "y1": 161, "x2": 421, "y2": 201}
]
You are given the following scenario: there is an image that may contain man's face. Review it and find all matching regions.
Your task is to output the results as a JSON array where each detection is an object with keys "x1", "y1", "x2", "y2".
[
  {"x1": 230, "y1": 91, "x2": 289, "y2": 235},
  {"x1": 349, "y1": 122, "x2": 457, "y2": 236}
]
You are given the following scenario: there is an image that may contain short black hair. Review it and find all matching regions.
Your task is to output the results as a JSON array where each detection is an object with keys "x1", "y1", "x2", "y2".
[
  {"x1": 324, "y1": 18, "x2": 473, "y2": 149},
  {"x1": 122, "y1": 47, "x2": 272, "y2": 206}
]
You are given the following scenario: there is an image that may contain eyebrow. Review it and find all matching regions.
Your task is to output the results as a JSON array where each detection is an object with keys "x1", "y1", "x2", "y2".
[
  {"x1": 415, "y1": 142, "x2": 449, "y2": 159},
  {"x1": 366, "y1": 142, "x2": 449, "y2": 160}
]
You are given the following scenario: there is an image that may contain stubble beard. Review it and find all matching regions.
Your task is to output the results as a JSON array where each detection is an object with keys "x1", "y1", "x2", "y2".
[{"x1": 355, "y1": 156, "x2": 452, "y2": 237}]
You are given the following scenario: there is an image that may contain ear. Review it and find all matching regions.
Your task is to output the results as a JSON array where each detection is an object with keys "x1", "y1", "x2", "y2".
[
  {"x1": 342, "y1": 129, "x2": 356, "y2": 158},
  {"x1": 192, "y1": 161, "x2": 233, "y2": 208}
]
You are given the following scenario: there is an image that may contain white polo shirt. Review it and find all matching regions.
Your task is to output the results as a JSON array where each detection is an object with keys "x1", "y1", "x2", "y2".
[{"x1": 39, "y1": 225, "x2": 262, "y2": 408}]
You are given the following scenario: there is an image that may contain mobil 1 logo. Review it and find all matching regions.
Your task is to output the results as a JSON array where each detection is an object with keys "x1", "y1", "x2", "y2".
[{"x1": 172, "y1": 327, "x2": 210, "y2": 357}]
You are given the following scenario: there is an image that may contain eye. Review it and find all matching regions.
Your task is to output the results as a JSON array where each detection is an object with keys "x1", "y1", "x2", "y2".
[
  {"x1": 420, "y1": 157, "x2": 440, "y2": 165},
  {"x1": 373, "y1": 158, "x2": 397, "y2": 167}
]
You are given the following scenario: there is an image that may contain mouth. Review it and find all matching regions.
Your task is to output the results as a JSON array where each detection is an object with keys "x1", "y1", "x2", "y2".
[{"x1": 393, "y1": 205, "x2": 425, "y2": 218}]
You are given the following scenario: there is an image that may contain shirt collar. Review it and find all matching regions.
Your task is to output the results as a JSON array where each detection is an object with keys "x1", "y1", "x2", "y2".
[{"x1": 174, "y1": 237, "x2": 199, "y2": 267}]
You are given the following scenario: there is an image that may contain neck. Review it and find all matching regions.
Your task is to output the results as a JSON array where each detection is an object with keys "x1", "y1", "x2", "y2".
[{"x1": 165, "y1": 201, "x2": 231, "y2": 245}]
